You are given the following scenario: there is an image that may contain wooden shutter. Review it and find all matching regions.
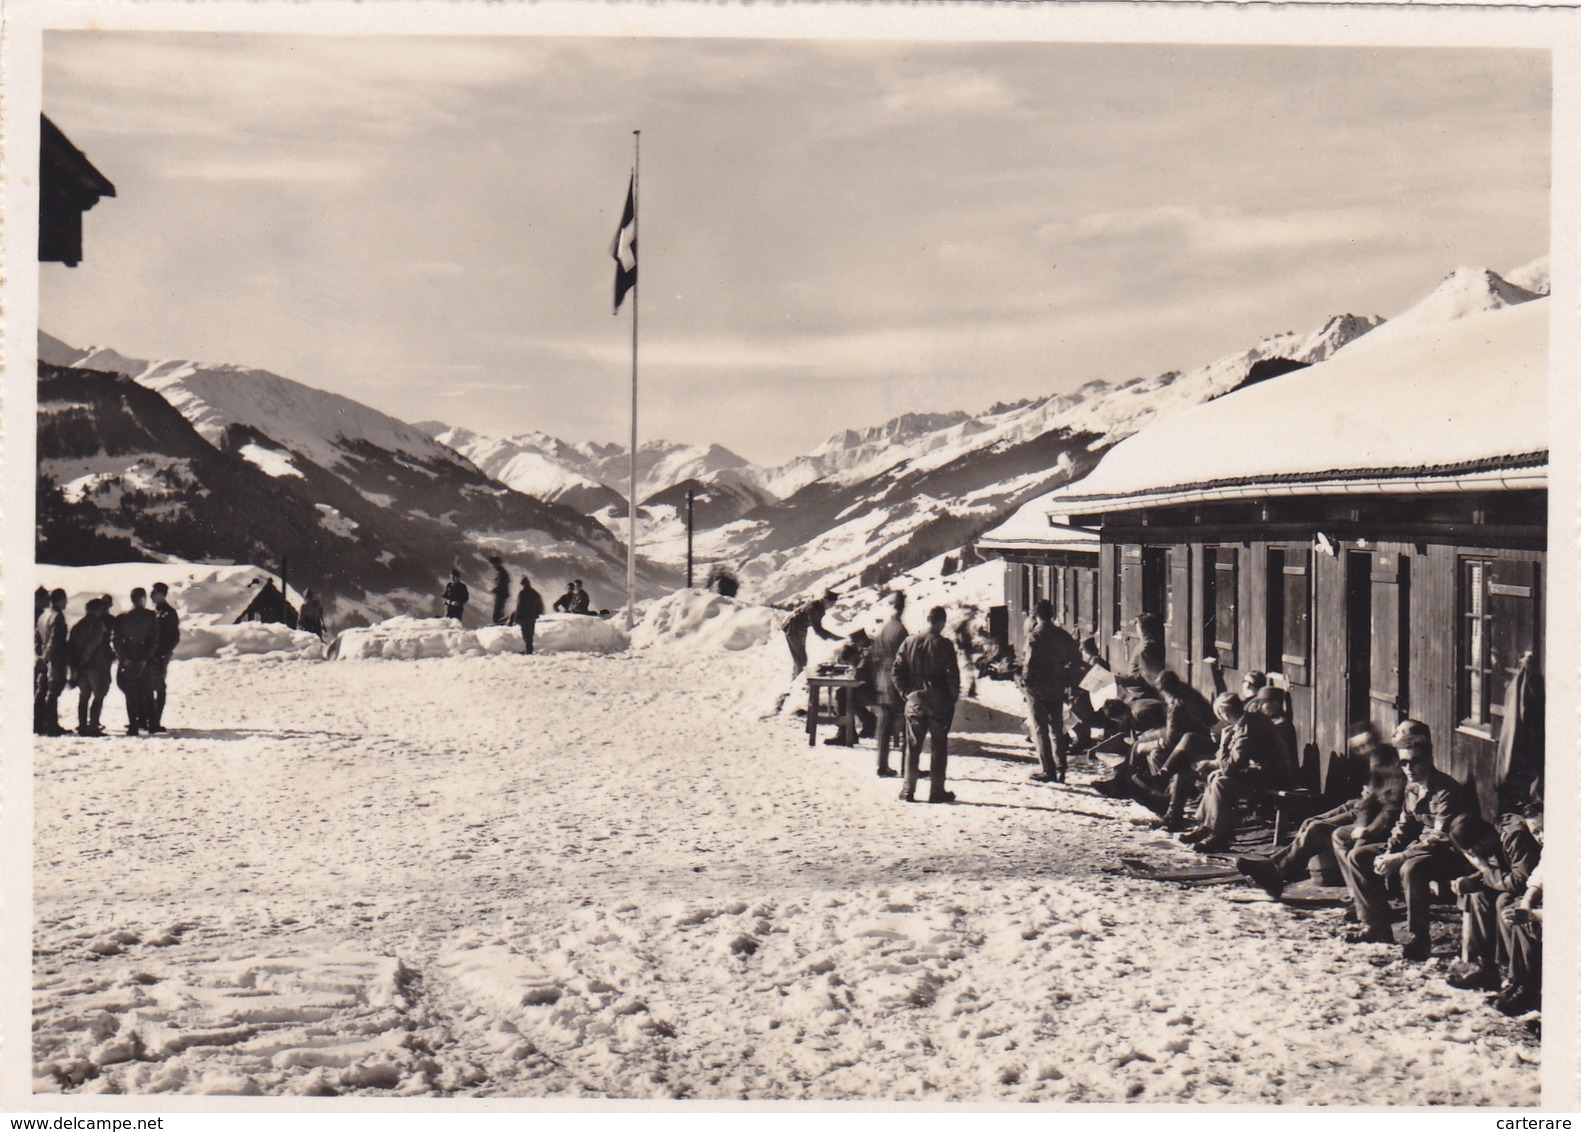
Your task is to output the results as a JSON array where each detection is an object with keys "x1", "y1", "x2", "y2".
[
  {"x1": 1213, "y1": 547, "x2": 1238, "y2": 667},
  {"x1": 1369, "y1": 552, "x2": 1409, "y2": 712},
  {"x1": 1281, "y1": 547, "x2": 1311, "y2": 685},
  {"x1": 1167, "y1": 547, "x2": 1192, "y2": 656}
]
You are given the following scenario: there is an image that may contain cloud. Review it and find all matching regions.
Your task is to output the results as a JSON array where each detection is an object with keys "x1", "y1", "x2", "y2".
[{"x1": 880, "y1": 69, "x2": 1019, "y2": 117}]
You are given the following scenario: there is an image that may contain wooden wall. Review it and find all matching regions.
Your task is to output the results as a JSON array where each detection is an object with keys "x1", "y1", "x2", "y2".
[{"x1": 1103, "y1": 529, "x2": 1543, "y2": 812}]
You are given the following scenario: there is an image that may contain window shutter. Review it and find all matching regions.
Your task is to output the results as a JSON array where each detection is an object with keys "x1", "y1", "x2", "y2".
[
  {"x1": 1369, "y1": 552, "x2": 1409, "y2": 712},
  {"x1": 1213, "y1": 547, "x2": 1238, "y2": 668},
  {"x1": 1281, "y1": 547, "x2": 1311, "y2": 685}
]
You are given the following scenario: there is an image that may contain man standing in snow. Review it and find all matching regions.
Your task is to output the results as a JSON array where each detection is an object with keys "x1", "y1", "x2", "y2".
[
  {"x1": 34, "y1": 588, "x2": 70, "y2": 736},
  {"x1": 299, "y1": 589, "x2": 326, "y2": 639},
  {"x1": 783, "y1": 589, "x2": 843, "y2": 678},
  {"x1": 442, "y1": 569, "x2": 470, "y2": 622},
  {"x1": 112, "y1": 588, "x2": 160, "y2": 736},
  {"x1": 515, "y1": 573, "x2": 545, "y2": 655},
  {"x1": 68, "y1": 597, "x2": 114, "y2": 737},
  {"x1": 1022, "y1": 599, "x2": 1081, "y2": 784},
  {"x1": 148, "y1": 582, "x2": 181, "y2": 733},
  {"x1": 893, "y1": 605, "x2": 961, "y2": 804},
  {"x1": 868, "y1": 591, "x2": 909, "y2": 778},
  {"x1": 489, "y1": 556, "x2": 512, "y2": 625}
]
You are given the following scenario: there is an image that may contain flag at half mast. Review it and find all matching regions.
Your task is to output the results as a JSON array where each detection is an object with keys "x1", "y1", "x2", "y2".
[{"x1": 611, "y1": 174, "x2": 636, "y2": 314}]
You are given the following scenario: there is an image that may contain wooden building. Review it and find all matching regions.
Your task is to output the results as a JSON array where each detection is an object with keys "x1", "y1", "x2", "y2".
[
  {"x1": 977, "y1": 503, "x2": 1100, "y2": 658},
  {"x1": 40, "y1": 115, "x2": 116, "y2": 268},
  {"x1": 1019, "y1": 299, "x2": 1547, "y2": 813}
]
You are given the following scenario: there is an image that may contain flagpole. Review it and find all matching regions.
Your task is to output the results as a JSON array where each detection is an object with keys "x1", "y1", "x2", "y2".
[{"x1": 626, "y1": 130, "x2": 640, "y2": 632}]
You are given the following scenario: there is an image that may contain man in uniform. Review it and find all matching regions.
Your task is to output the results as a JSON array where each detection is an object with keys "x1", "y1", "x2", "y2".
[
  {"x1": 868, "y1": 591, "x2": 909, "y2": 778},
  {"x1": 489, "y1": 556, "x2": 512, "y2": 625},
  {"x1": 893, "y1": 605, "x2": 961, "y2": 804},
  {"x1": 34, "y1": 588, "x2": 70, "y2": 736},
  {"x1": 68, "y1": 597, "x2": 115, "y2": 737},
  {"x1": 1236, "y1": 722, "x2": 1406, "y2": 899},
  {"x1": 1339, "y1": 725, "x2": 1481, "y2": 959},
  {"x1": 1022, "y1": 600, "x2": 1081, "y2": 784},
  {"x1": 442, "y1": 569, "x2": 469, "y2": 622},
  {"x1": 112, "y1": 588, "x2": 160, "y2": 736},
  {"x1": 149, "y1": 582, "x2": 181, "y2": 733},
  {"x1": 782, "y1": 589, "x2": 842, "y2": 678}
]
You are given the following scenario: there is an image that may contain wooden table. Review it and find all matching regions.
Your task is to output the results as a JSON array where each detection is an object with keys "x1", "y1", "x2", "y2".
[{"x1": 805, "y1": 674, "x2": 862, "y2": 747}]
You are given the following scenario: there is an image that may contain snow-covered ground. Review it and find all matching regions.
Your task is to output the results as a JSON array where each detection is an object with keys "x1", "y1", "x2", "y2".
[{"x1": 32, "y1": 636, "x2": 1538, "y2": 1102}]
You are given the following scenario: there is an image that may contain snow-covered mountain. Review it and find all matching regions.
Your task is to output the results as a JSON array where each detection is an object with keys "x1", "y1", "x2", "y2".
[
  {"x1": 714, "y1": 310, "x2": 1385, "y2": 602},
  {"x1": 1346, "y1": 266, "x2": 1542, "y2": 355},
  {"x1": 37, "y1": 336, "x2": 679, "y2": 623},
  {"x1": 420, "y1": 422, "x2": 768, "y2": 512},
  {"x1": 757, "y1": 411, "x2": 976, "y2": 498}
]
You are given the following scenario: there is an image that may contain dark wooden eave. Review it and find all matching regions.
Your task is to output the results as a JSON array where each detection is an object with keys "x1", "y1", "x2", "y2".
[{"x1": 40, "y1": 114, "x2": 116, "y2": 267}]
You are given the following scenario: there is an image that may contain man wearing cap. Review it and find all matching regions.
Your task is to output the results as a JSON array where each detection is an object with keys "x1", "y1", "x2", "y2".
[
  {"x1": 782, "y1": 589, "x2": 842, "y2": 679},
  {"x1": 893, "y1": 606, "x2": 961, "y2": 804},
  {"x1": 489, "y1": 556, "x2": 512, "y2": 625},
  {"x1": 1021, "y1": 599, "x2": 1082, "y2": 784},
  {"x1": 148, "y1": 582, "x2": 181, "y2": 733},
  {"x1": 1344, "y1": 723, "x2": 1480, "y2": 958}
]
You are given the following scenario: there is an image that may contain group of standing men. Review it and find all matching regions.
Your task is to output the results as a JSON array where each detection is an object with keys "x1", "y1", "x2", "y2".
[
  {"x1": 784, "y1": 589, "x2": 963, "y2": 804},
  {"x1": 34, "y1": 582, "x2": 181, "y2": 738},
  {"x1": 442, "y1": 557, "x2": 550, "y2": 655}
]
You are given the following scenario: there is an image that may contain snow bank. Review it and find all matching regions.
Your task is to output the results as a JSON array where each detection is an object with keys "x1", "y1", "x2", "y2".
[
  {"x1": 332, "y1": 615, "x2": 627, "y2": 660},
  {"x1": 174, "y1": 624, "x2": 325, "y2": 661},
  {"x1": 629, "y1": 589, "x2": 780, "y2": 654}
]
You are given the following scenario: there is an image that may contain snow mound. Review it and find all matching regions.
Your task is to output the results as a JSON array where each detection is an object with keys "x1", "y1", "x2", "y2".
[
  {"x1": 629, "y1": 589, "x2": 781, "y2": 653},
  {"x1": 332, "y1": 615, "x2": 627, "y2": 660},
  {"x1": 175, "y1": 624, "x2": 325, "y2": 661}
]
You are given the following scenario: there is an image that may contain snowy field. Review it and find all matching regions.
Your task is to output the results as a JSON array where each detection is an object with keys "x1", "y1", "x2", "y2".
[{"x1": 32, "y1": 641, "x2": 1539, "y2": 1103}]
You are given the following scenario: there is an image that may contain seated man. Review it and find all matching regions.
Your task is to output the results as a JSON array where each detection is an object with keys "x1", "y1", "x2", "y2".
[
  {"x1": 1339, "y1": 726, "x2": 1482, "y2": 960},
  {"x1": 1180, "y1": 693, "x2": 1283, "y2": 852},
  {"x1": 1236, "y1": 722, "x2": 1405, "y2": 899},
  {"x1": 1113, "y1": 671, "x2": 1215, "y2": 826},
  {"x1": 1495, "y1": 839, "x2": 1542, "y2": 1017},
  {"x1": 1448, "y1": 801, "x2": 1541, "y2": 998}
]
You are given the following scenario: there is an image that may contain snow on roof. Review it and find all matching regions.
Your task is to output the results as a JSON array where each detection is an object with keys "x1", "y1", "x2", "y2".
[
  {"x1": 1044, "y1": 297, "x2": 1547, "y2": 514},
  {"x1": 977, "y1": 492, "x2": 1101, "y2": 553}
]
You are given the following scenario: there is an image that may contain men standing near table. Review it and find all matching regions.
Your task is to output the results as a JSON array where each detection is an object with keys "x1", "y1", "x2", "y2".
[
  {"x1": 149, "y1": 582, "x2": 181, "y2": 733},
  {"x1": 489, "y1": 556, "x2": 512, "y2": 625},
  {"x1": 112, "y1": 587, "x2": 160, "y2": 737},
  {"x1": 893, "y1": 605, "x2": 961, "y2": 804},
  {"x1": 1022, "y1": 599, "x2": 1081, "y2": 785},
  {"x1": 34, "y1": 588, "x2": 69, "y2": 736},
  {"x1": 783, "y1": 589, "x2": 842, "y2": 678},
  {"x1": 869, "y1": 591, "x2": 909, "y2": 779}
]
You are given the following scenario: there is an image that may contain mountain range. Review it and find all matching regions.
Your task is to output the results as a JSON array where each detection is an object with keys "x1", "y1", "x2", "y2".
[{"x1": 37, "y1": 255, "x2": 1548, "y2": 617}]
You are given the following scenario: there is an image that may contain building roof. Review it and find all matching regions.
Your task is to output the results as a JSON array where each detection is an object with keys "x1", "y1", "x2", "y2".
[
  {"x1": 977, "y1": 493, "x2": 1101, "y2": 553},
  {"x1": 1042, "y1": 298, "x2": 1548, "y2": 516}
]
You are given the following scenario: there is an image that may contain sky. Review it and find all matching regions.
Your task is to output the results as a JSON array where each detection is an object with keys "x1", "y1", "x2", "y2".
[{"x1": 40, "y1": 34, "x2": 1550, "y2": 466}]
